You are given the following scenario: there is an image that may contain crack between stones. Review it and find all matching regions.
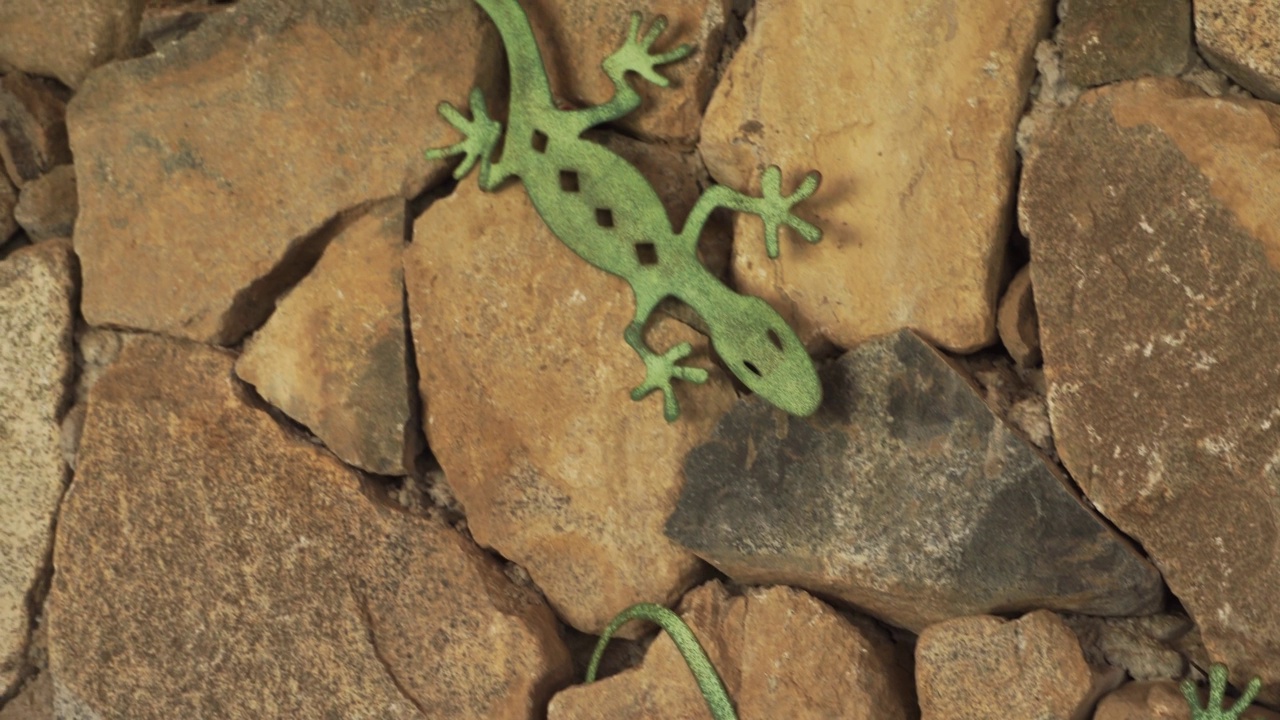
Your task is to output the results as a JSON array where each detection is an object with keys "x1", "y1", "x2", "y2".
[
  {"x1": 220, "y1": 197, "x2": 385, "y2": 346},
  {"x1": 2, "y1": 248, "x2": 85, "y2": 707},
  {"x1": 347, "y1": 580, "x2": 429, "y2": 718}
]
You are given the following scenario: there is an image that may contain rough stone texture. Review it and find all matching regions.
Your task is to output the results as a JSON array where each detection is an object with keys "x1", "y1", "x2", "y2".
[
  {"x1": 667, "y1": 329, "x2": 1163, "y2": 632},
  {"x1": 0, "y1": 671, "x2": 52, "y2": 720},
  {"x1": 526, "y1": 0, "x2": 726, "y2": 146},
  {"x1": 965, "y1": 356, "x2": 1055, "y2": 452},
  {"x1": 1016, "y1": 40, "x2": 1084, "y2": 158},
  {"x1": 236, "y1": 199, "x2": 416, "y2": 476},
  {"x1": 0, "y1": 241, "x2": 75, "y2": 698},
  {"x1": 1020, "y1": 77, "x2": 1280, "y2": 701},
  {"x1": 1063, "y1": 614, "x2": 1193, "y2": 682},
  {"x1": 1195, "y1": 0, "x2": 1280, "y2": 102},
  {"x1": 1058, "y1": 0, "x2": 1191, "y2": 87},
  {"x1": 916, "y1": 611, "x2": 1124, "y2": 720},
  {"x1": 13, "y1": 166, "x2": 76, "y2": 242},
  {"x1": 1094, "y1": 680, "x2": 1280, "y2": 720},
  {"x1": 0, "y1": 0, "x2": 143, "y2": 89},
  {"x1": 0, "y1": 74, "x2": 71, "y2": 189},
  {"x1": 997, "y1": 264, "x2": 1041, "y2": 366},
  {"x1": 138, "y1": 2, "x2": 226, "y2": 51},
  {"x1": 699, "y1": 0, "x2": 1051, "y2": 353},
  {"x1": 0, "y1": 176, "x2": 15, "y2": 247},
  {"x1": 407, "y1": 180, "x2": 736, "y2": 635},
  {"x1": 548, "y1": 581, "x2": 915, "y2": 720},
  {"x1": 47, "y1": 336, "x2": 572, "y2": 718},
  {"x1": 70, "y1": 0, "x2": 502, "y2": 344}
]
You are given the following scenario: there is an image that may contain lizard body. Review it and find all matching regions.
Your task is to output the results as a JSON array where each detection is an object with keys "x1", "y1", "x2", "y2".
[{"x1": 427, "y1": 0, "x2": 825, "y2": 421}]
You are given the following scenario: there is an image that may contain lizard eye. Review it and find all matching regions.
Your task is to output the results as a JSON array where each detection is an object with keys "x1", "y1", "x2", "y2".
[{"x1": 766, "y1": 328, "x2": 784, "y2": 351}]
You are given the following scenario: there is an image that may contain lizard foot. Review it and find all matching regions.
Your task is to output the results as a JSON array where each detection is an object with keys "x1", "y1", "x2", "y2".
[
  {"x1": 603, "y1": 12, "x2": 693, "y2": 88},
  {"x1": 1181, "y1": 664, "x2": 1261, "y2": 720},
  {"x1": 424, "y1": 87, "x2": 502, "y2": 180},
  {"x1": 759, "y1": 165, "x2": 822, "y2": 258},
  {"x1": 627, "y1": 331, "x2": 709, "y2": 422}
]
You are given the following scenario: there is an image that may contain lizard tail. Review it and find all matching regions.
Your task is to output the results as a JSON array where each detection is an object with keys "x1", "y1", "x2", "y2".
[{"x1": 473, "y1": 0, "x2": 554, "y2": 110}]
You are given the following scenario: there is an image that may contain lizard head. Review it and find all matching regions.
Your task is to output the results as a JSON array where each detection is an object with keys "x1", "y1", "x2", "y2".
[{"x1": 706, "y1": 294, "x2": 822, "y2": 417}]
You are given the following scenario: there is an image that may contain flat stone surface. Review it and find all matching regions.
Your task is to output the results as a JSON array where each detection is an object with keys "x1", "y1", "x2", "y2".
[
  {"x1": 47, "y1": 336, "x2": 572, "y2": 718},
  {"x1": 525, "y1": 0, "x2": 726, "y2": 146},
  {"x1": 407, "y1": 178, "x2": 736, "y2": 635},
  {"x1": 70, "y1": 0, "x2": 501, "y2": 344},
  {"x1": 0, "y1": 240, "x2": 75, "y2": 697},
  {"x1": 0, "y1": 74, "x2": 71, "y2": 189},
  {"x1": 139, "y1": 2, "x2": 226, "y2": 51},
  {"x1": 1195, "y1": 0, "x2": 1280, "y2": 102},
  {"x1": 13, "y1": 165, "x2": 76, "y2": 242},
  {"x1": 699, "y1": 0, "x2": 1052, "y2": 352},
  {"x1": 1059, "y1": 0, "x2": 1191, "y2": 87},
  {"x1": 236, "y1": 199, "x2": 415, "y2": 476},
  {"x1": 0, "y1": 0, "x2": 143, "y2": 89},
  {"x1": 548, "y1": 581, "x2": 914, "y2": 720},
  {"x1": 666, "y1": 329, "x2": 1164, "y2": 633},
  {"x1": 1020, "y1": 77, "x2": 1280, "y2": 702},
  {"x1": 916, "y1": 611, "x2": 1123, "y2": 720},
  {"x1": 0, "y1": 671, "x2": 52, "y2": 720}
]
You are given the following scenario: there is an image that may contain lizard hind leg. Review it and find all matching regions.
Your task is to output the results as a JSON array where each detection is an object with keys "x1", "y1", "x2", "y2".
[{"x1": 624, "y1": 318, "x2": 710, "y2": 423}]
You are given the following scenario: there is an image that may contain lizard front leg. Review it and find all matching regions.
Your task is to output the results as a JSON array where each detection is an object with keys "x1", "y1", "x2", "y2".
[
  {"x1": 568, "y1": 12, "x2": 692, "y2": 134},
  {"x1": 624, "y1": 294, "x2": 709, "y2": 422},
  {"x1": 424, "y1": 87, "x2": 508, "y2": 190},
  {"x1": 678, "y1": 166, "x2": 823, "y2": 258}
]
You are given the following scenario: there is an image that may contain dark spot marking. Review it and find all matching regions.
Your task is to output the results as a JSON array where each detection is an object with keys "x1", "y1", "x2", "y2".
[
  {"x1": 560, "y1": 170, "x2": 579, "y2": 192},
  {"x1": 595, "y1": 208, "x2": 614, "y2": 228},
  {"x1": 635, "y1": 242, "x2": 659, "y2": 266},
  {"x1": 531, "y1": 130, "x2": 548, "y2": 153}
]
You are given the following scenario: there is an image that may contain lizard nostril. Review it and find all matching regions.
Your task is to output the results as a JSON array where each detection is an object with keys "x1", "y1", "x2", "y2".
[
  {"x1": 595, "y1": 208, "x2": 614, "y2": 228},
  {"x1": 531, "y1": 130, "x2": 548, "y2": 153},
  {"x1": 560, "y1": 170, "x2": 579, "y2": 192}
]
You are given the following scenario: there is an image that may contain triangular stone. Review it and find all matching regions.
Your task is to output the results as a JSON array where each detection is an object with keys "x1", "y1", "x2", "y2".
[{"x1": 666, "y1": 329, "x2": 1164, "y2": 632}]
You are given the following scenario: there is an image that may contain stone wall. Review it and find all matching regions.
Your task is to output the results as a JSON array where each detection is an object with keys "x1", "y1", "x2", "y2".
[{"x1": 2, "y1": 0, "x2": 1279, "y2": 717}]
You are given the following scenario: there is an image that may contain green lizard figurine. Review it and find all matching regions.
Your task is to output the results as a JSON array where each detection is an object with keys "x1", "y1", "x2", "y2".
[
  {"x1": 1182, "y1": 664, "x2": 1262, "y2": 720},
  {"x1": 426, "y1": 0, "x2": 825, "y2": 422}
]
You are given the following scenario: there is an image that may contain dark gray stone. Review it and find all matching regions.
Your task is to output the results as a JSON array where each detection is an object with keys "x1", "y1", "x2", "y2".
[
  {"x1": 666, "y1": 329, "x2": 1164, "y2": 632},
  {"x1": 1059, "y1": 0, "x2": 1192, "y2": 87}
]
